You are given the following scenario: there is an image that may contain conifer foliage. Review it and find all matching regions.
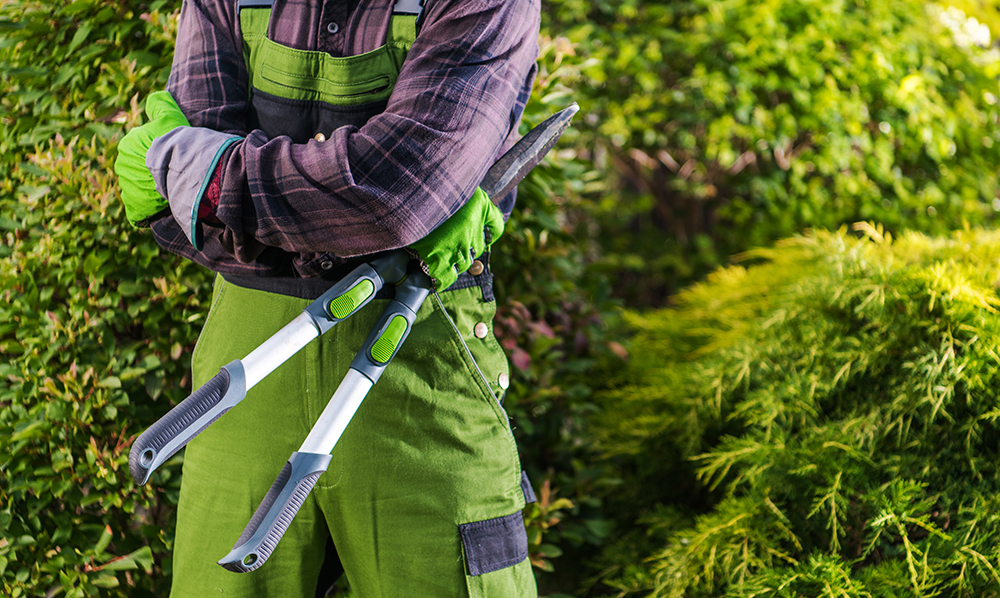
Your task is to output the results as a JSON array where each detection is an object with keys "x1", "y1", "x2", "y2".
[{"x1": 593, "y1": 226, "x2": 1000, "y2": 597}]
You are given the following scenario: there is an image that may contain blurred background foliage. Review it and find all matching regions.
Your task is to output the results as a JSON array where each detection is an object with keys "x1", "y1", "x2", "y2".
[
  {"x1": 3, "y1": 0, "x2": 1000, "y2": 596},
  {"x1": 545, "y1": 0, "x2": 1000, "y2": 305}
]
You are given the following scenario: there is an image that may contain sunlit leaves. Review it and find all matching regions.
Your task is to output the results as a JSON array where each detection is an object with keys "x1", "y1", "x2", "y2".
[
  {"x1": 592, "y1": 227, "x2": 1000, "y2": 597},
  {"x1": 545, "y1": 0, "x2": 1000, "y2": 303},
  {"x1": 0, "y1": 2, "x2": 202, "y2": 596}
]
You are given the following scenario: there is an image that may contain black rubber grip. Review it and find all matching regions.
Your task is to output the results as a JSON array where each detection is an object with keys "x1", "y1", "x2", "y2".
[
  {"x1": 235, "y1": 461, "x2": 294, "y2": 549},
  {"x1": 129, "y1": 364, "x2": 243, "y2": 485},
  {"x1": 218, "y1": 451, "x2": 331, "y2": 573}
]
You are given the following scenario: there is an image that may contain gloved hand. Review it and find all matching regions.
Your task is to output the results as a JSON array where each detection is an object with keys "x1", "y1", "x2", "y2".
[
  {"x1": 114, "y1": 91, "x2": 190, "y2": 225},
  {"x1": 409, "y1": 187, "x2": 504, "y2": 290}
]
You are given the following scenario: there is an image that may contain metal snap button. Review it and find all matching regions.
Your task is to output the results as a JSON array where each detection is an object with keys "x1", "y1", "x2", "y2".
[
  {"x1": 320, "y1": 260, "x2": 334, "y2": 270},
  {"x1": 474, "y1": 322, "x2": 489, "y2": 339},
  {"x1": 314, "y1": 132, "x2": 327, "y2": 143},
  {"x1": 468, "y1": 259, "x2": 484, "y2": 276},
  {"x1": 327, "y1": 21, "x2": 340, "y2": 34}
]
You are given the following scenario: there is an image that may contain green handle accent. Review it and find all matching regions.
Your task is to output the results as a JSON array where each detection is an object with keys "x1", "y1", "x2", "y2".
[
  {"x1": 369, "y1": 315, "x2": 408, "y2": 364},
  {"x1": 326, "y1": 279, "x2": 375, "y2": 320}
]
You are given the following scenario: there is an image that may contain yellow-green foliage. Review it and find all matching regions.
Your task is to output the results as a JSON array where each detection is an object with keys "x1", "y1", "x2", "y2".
[{"x1": 593, "y1": 226, "x2": 1000, "y2": 597}]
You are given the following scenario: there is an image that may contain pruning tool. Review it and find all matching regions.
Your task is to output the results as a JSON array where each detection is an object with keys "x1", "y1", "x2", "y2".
[{"x1": 128, "y1": 102, "x2": 579, "y2": 572}]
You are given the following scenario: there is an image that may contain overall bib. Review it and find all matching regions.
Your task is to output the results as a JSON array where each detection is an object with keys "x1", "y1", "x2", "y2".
[{"x1": 168, "y1": 2, "x2": 536, "y2": 597}]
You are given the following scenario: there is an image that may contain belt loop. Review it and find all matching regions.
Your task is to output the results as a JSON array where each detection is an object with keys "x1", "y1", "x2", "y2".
[{"x1": 479, "y1": 252, "x2": 494, "y2": 302}]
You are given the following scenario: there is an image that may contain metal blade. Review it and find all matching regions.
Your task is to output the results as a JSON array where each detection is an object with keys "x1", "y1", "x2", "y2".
[{"x1": 479, "y1": 103, "x2": 579, "y2": 202}]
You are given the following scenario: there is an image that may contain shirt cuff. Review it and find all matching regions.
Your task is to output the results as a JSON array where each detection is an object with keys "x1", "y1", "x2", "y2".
[
  {"x1": 147, "y1": 127, "x2": 242, "y2": 250},
  {"x1": 198, "y1": 163, "x2": 224, "y2": 223}
]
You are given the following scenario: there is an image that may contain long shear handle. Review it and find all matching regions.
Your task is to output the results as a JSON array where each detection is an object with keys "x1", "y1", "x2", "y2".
[
  {"x1": 127, "y1": 252, "x2": 410, "y2": 485},
  {"x1": 217, "y1": 270, "x2": 432, "y2": 573}
]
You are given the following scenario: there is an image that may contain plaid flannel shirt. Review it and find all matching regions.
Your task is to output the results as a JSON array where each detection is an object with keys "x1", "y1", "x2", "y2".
[{"x1": 150, "y1": 0, "x2": 540, "y2": 279}]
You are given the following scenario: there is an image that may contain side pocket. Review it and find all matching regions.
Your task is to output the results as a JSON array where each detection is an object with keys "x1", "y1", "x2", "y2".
[
  {"x1": 432, "y1": 291, "x2": 510, "y2": 415},
  {"x1": 459, "y1": 511, "x2": 529, "y2": 576}
]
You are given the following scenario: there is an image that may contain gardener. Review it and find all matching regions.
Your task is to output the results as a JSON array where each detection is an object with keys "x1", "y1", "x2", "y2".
[{"x1": 113, "y1": 0, "x2": 541, "y2": 596}]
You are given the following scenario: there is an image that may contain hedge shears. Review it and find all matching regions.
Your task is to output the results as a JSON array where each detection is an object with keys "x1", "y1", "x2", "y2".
[{"x1": 128, "y1": 103, "x2": 579, "y2": 572}]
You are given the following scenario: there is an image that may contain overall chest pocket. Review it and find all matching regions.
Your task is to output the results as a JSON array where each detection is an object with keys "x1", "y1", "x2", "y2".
[{"x1": 260, "y1": 64, "x2": 391, "y2": 101}]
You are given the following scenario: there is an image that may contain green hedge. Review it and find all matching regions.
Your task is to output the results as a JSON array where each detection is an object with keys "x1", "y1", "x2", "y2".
[
  {"x1": 590, "y1": 225, "x2": 1000, "y2": 597},
  {"x1": 0, "y1": 131, "x2": 208, "y2": 597},
  {"x1": 1, "y1": 2, "x2": 199, "y2": 596},
  {"x1": 0, "y1": 3, "x2": 612, "y2": 596}
]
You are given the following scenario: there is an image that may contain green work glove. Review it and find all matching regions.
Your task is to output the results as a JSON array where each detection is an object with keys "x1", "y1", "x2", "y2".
[
  {"x1": 410, "y1": 187, "x2": 504, "y2": 290},
  {"x1": 114, "y1": 91, "x2": 190, "y2": 225}
]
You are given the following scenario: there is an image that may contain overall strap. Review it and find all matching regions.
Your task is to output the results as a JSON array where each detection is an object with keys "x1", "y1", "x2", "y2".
[
  {"x1": 237, "y1": 0, "x2": 273, "y2": 67},
  {"x1": 393, "y1": 0, "x2": 426, "y2": 20},
  {"x1": 389, "y1": 0, "x2": 426, "y2": 48},
  {"x1": 237, "y1": 0, "x2": 274, "y2": 30},
  {"x1": 236, "y1": 0, "x2": 426, "y2": 43}
]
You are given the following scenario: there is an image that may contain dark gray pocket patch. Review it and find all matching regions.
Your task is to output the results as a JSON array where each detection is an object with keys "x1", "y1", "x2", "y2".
[{"x1": 459, "y1": 511, "x2": 529, "y2": 576}]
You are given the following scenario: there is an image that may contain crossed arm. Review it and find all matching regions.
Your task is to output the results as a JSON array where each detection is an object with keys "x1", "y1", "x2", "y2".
[{"x1": 146, "y1": 0, "x2": 540, "y2": 277}]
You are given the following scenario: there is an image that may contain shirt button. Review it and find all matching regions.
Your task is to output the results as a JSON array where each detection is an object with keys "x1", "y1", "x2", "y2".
[
  {"x1": 474, "y1": 322, "x2": 489, "y2": 339},
  {"x1": 314, "y1": 132, "x2": 327, "y2": 142},
  {"x1": 498, "y1": 373, "x2": 510, "y2": 390},
  {"x1": 320, "y1": 260, "x2": 334, "y2": 270},
  {"x1": 327, "y1": 21, "x2": 340, "y2": 34},
  {"x1": 468, "y1": 260, "x2": 484, "y2": 276}
]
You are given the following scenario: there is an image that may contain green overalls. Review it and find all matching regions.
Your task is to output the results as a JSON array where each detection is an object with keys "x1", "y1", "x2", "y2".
[{"x1": 168, "y1": 2, "x2": 537, "y2": 597}]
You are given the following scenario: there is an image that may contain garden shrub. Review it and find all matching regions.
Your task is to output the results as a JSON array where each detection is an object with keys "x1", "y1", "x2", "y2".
[
  {"x1": 0, "y1": 0, "x2": 177, "y2": 170},
  {"x1": 495, "y1": 37, "x2": 621, "y2": 585},
  {"x1": 1, "y1": 2, "x2": 203, "y2": 596},
  {"x1": 0, "y1": 2, "x2": 614, "y2": 596},
  {"x1": 0, "y1": 131, "x2": 209, "y2": 598},
  {"x1": 543, "y1": 0, "x2": 1000, "y2": 304},
  {"x1": 589, "y1": 225, "x2": 1000, "y2": 597}
]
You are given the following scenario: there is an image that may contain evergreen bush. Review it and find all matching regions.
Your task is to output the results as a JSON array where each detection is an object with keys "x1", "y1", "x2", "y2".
[{"x1": 591, "y1": 225, "x2": 1000, "y2": 597}]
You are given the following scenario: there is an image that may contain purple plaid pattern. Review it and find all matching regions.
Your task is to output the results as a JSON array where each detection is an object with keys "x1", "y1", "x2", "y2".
[{"x1": 151, "y1": 0, "x2": 540, "y2": 278}]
